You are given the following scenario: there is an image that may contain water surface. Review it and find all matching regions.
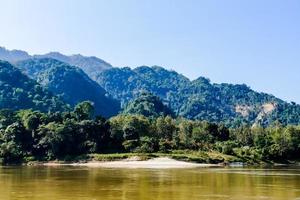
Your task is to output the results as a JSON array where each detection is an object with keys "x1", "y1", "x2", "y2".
[{"x1": 1, "y1": 166, "x2": 300, "y2": 200}]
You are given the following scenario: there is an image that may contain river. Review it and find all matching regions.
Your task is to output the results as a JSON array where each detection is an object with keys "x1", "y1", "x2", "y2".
[{"x1": 0, "y1": 166, "x2": 300, "y2": 200}]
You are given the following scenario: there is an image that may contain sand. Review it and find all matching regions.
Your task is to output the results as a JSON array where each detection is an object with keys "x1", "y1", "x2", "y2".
[{"x1": 43, "y1": 157, "x2": 219, "y2": 169}]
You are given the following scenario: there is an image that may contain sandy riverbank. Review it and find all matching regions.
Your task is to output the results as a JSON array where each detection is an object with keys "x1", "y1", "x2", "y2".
[{"x1": 43, "y1": 157, "x2": 221, "y2": 169}]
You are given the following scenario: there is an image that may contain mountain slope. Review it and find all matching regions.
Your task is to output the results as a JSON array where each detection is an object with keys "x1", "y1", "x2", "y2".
[
  {"x1": 16, "y1": 58, "x2": 120, "y2": 117},
  {"x1": 97, "y1": 66, "x2": 300, "y2": 126},
  {"x1": 0, "y1": 60, "x2": 68, "y2": 112},
  {"x1": 96, "y1": 66, "x2": 190, "y2": 107}
]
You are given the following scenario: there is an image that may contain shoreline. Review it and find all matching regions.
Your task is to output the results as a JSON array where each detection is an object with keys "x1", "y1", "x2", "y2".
[
  {"x1": 41, "y1": 157, "x2": 222, "y2": 169},
  {"x1": 15, "y1": 152, "x2": 300, "y2": 168}
]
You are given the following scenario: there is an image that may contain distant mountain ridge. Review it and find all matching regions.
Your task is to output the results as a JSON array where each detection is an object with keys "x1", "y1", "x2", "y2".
[
  {"x1": 1, "y1": 46, "x2": 300, "y2": 126},
  {"x1": 0, "y1": 47, "x2": 112, "y2": 79},
  {"x1": 0, "y1": 47, "x2": 30, "y2": 62},
  {"x1": 34, "y1": 52, "x2": 112, "y2": 80}
]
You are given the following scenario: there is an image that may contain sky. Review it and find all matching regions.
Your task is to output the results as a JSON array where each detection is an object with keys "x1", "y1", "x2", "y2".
[{"x1": 0, "y1": 0, "x2": 300, "y2": 103}]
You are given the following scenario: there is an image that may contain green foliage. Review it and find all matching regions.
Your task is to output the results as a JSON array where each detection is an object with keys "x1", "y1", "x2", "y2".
[
  {"x1": 97, "y1": 66, "x2": 300, "y2": 126},
  {"x1": 156, "y1": 116, "x2": 177, "y2": 141},
  {"x1": 0, "y1": 102, "x2": 300, "y2": 164},
  {"x1": 2, "y1": 48, "x2": 300, "y2": 127},
  {"x1": 73, "y1": 101, "x2": 95, "y2": 120},
  {"x1": 109, "y1": 115, "x2": 153, "y2": 151},
  {"x1": 0, "y1": 102, "x2": 112, "y2": 163},
  {"x1": 0, "y1": 122, "x2": 32, "y2": 163},
  {"x1": 123, "y1": 92, "x2": 174, "y2": 117},
  {"x1": 16, "y1": 58, "x2": 120, "y2": 117},
  {"x1": 137, "y1": 136, "x2": 157, "y2": 153},
  {"x1": 0, "y1": 60, "x2": 68, "y2": 112}
]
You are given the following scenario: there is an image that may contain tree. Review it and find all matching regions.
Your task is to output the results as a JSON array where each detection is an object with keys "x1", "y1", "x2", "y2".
[
  {"x1": 123, "y1": 92, "x2": 175, "y2": 118},
  {"x1": 0, "y1": 109, "x2": 16, "y2": 129},
  {"x1": 177, "y1": 119, "x2": 194, "y2": 148},
  {"x1": 109, "y1": 115, "x2": 153, "y2": 152},
  {"x1": 156, "y1": 116, "x2": 177, "y2": 141},
  {"x1": 0, "y1": 122, "x2": 32, "y2": 163},
  {"x1": 73, "y1": 101, "x2": 95, "y2": 120},
  {"x1": 33, "y1": 122, "x2": 65, "y2": 159},
  {"x1": 17, "y1": 110, "x2": 45, "y2": 131}
]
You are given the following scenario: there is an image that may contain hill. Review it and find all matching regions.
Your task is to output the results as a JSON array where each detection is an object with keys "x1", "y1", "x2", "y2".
[
  {"x1": 0, "y1": 60, "x2": 68, "y2": 112},
  {"x1": 97, "y1": 66, "x2": 300, "y2": 126},
  {"x1": 16, "y1": 58, "x2": 120, "y2": 117},
  {"x1": 1, "y1": 46, "x2": 300, "y2": 126},
  {"x1": 96, "y1": 66, "x2": 190, "y2": 107}
]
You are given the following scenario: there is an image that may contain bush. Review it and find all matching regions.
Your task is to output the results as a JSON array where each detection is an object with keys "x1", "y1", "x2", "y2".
[
  {"x1": 158, "y1": 139, "x2": 173, "y2": 152},
  {"x1": 136, "y1": 136, "x2": 157, "y2": 153},
  {"x1": 215, "y1": 141, "x2": 238, "y2": 155},
  {"x1": 122, "y1": 140, "x2": 139, "y2": 152}
]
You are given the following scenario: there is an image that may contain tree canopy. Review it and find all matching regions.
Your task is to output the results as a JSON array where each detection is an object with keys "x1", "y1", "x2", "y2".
[
  {"x1": 0, "y1": 60, "x2": 68, "y2": 112},
  {"x1": 123, "y1": 92, "x2": 174, "y2": 118},
  {"x1": 16, "y1": 58, "x2": 120, "y2": 117}
]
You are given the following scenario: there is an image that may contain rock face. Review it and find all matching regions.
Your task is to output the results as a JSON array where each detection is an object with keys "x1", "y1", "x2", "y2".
[{"x1": 235, "y1": 105, "x2": 253, "y2": 117}]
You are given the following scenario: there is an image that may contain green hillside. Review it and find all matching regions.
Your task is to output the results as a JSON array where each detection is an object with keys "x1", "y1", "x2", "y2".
[
  {"x1": 16, "y1": 58, "x2": 120, "y2": 117},
  {"x1": 97, "y1": 66, "x2": 300, "y2": 126},
  {"x1": 0, "y1": 60, "x2": 68, "y2": 112}
]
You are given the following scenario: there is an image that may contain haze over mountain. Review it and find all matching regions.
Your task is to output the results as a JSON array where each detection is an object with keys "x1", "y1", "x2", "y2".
[
  {"x1": 1, "y1": 47, "x2": 300, "y2": 126},
  {"x1": 0, "y1": 47, "x2": 30, "y2": 63},
  {"x1": 0, "y1": 47, "x2": 112, "y2": 79},
  {"x1": 34, "y1": 52, "x2": 112, "y2": 80}
]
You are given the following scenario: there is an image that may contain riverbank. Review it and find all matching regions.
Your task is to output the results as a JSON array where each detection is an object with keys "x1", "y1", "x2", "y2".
[
  {"x1": 22, "y1": 150, "x2": 299, "y2": 167},
  {"x1": 28, "y1": 151, "x2": 247, "y2": 168},
  {"x1": 43, "y1": 157, "x2": 221, "y2": 168}
]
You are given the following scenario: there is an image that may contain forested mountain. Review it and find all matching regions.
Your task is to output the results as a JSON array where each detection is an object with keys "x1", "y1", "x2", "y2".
[
  {"x1": 16, "y1": 58, "x2": 120, "y2": 117},
  {"x1": 0, "y1": 60, "x2": 68, "y2": 112},
  {"x1": 96, "y1": 66, "x2": 190, "y2": 107},
  {"x1": 97, "y1": 66, "x2": 300, "y2": 127},
  {"x1": 1, "y1": 46, "x2": 300, "y2": 126},
  {"x1": 0, "y1": 47, "x2": 112, "y2": 79}
]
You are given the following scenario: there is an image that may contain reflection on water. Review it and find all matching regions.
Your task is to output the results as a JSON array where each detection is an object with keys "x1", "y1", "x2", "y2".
[{"x1": 0, "y1": 166, "x2": 300, "y2": 200}]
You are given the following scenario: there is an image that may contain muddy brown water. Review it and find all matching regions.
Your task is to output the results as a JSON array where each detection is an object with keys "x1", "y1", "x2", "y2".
[{"x1": 0, "y1": 166, "x2": 300, "y2": 200}]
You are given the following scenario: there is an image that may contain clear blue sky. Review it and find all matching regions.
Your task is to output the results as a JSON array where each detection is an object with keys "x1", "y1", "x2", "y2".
[{"x1": 1, "y1": 0, "x2": 300, "y2": 103}]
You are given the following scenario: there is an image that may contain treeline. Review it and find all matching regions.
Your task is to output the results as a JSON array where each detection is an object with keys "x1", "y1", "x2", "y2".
[{"x1": 0, "y1": 101, "x2": 300, "y2": 164}]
